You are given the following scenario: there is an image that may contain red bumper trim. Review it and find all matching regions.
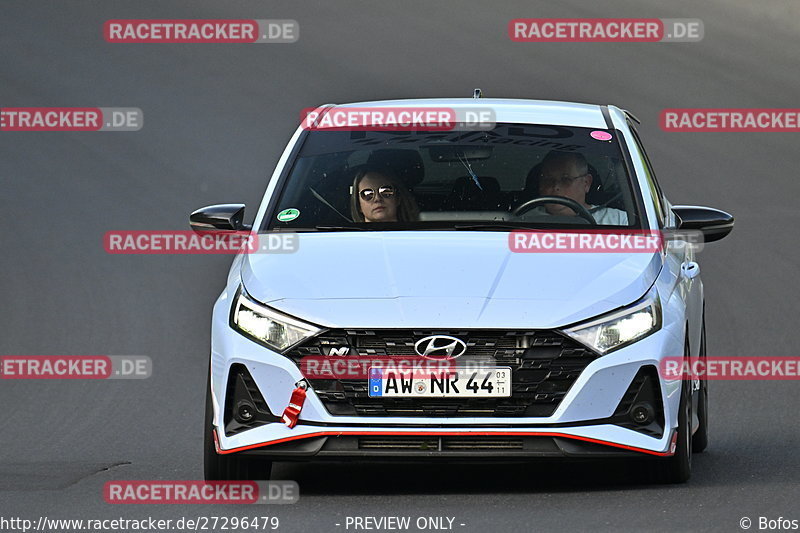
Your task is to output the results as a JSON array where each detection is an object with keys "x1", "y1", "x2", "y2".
[{"x1": 213, "y1": 428, "x2": 673, "y2": 457}]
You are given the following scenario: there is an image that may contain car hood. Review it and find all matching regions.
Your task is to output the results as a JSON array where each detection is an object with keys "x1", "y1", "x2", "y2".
[{"x1": 241, "y1": 232, "x2": 662, "y2": 329}]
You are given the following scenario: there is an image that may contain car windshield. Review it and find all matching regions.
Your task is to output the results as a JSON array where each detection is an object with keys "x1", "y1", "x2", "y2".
[{"x1": 264, "y1": 123, "x2": 641, "y2": 231}]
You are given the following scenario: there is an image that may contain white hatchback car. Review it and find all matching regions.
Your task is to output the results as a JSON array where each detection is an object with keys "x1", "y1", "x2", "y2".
[{"x1": 193, "y1": 97, "x2": 733, "y2": 483}]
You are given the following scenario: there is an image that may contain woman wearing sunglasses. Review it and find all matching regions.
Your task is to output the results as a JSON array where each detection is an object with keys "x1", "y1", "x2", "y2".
[{"x1": 350, "y1": 166, "x2": 420, "y2": 223}]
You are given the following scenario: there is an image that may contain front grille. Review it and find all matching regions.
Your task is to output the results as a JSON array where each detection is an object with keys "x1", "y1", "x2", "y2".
[
  {"x1": 442, "y1": 437, "x2": 524, "y2": 450},
  {"x1": 286, "y1": 329, "x2": 597, "y2": 417},
  {"x1": 359, "y1": 437, "x2": 439, "y2": 450},
  {"x1": 358, "y1": 436, "x2": 524, "y2": 451}
]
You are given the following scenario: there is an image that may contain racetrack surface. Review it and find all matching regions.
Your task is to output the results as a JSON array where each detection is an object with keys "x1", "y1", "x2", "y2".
[{"x1": 2, "y1": 1, "x2": 800, "y2": 531}]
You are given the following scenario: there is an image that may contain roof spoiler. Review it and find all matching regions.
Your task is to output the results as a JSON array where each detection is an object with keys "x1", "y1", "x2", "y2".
[{"x1": 622, "y1": 108, "x2": 641, "y2": 124}]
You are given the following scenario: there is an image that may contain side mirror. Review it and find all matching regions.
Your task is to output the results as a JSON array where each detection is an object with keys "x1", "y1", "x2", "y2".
[
  {"x1": 189, "y1": 204, "x2": 250, "y2": 232},
  {"x1": 672, "y1": 205, "x2": 734, "y2": 243}
]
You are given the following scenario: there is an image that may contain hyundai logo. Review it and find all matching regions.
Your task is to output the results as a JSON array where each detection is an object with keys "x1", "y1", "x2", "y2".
[{"x1": 414, "y1": 335, "x2": 467, "y2": 359}]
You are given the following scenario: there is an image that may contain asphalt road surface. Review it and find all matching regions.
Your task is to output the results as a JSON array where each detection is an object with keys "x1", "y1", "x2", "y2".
[{"x1": 2, "y1": 1, "x2": 800, "y2": 531}]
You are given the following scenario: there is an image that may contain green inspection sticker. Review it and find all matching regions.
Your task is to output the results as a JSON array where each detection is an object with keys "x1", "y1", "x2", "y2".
[{"x1": 276, "y1": 208, "x2": 300, "y2": 222}]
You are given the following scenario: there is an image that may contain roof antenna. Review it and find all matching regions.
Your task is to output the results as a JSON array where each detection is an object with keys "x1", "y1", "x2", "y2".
[{"x1": 473, "y1": 88, "x2": 482, "y2": 99}]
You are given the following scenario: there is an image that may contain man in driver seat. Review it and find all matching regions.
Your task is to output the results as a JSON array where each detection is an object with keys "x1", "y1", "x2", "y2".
[{"x1": 530, "y1": 151, "x2": 628, "y2": 225}]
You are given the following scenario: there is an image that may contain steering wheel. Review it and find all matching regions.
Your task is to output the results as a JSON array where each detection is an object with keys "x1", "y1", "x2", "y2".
[{"x1": 512, "y1": 196, "x2": 597, "y2": 225}]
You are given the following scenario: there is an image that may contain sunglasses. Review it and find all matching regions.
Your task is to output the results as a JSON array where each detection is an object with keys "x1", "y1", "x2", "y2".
[{"x1": 358, "y1": 186, "x2": 395, "y2": 202}]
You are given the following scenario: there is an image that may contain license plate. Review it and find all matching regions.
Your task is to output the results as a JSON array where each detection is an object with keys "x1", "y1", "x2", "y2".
[{"x1": 368, "y1": 367, "x2": 511, "y2": 398}]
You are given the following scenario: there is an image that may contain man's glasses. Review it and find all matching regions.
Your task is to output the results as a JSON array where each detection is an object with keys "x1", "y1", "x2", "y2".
[
  {"x1": 539, "y1": 173, "x2": 587, "y2": 189},
  {"x1": 359, "y1": 186, "x2": 395, "y2": 202}
]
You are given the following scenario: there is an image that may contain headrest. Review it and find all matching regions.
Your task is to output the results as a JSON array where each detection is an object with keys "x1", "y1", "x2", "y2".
[{"x1": 366, "y1": 149, "x2": 425, "y2": 188}]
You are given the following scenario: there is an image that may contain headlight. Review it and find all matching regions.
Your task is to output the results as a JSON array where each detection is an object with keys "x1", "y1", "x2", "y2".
[
  {"x1": 231, "y1": 287, "x2": 321, "y2": 352},
  {"x1": 564, "y1": 286, "x2": 661, "y2": 355}
]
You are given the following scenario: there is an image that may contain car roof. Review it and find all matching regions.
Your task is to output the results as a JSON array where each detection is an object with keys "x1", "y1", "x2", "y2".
[{"x1": 331, "y1": 98, "x2": 611, "y2": 129}]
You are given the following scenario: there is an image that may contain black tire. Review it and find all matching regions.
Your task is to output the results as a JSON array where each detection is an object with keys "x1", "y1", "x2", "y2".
[
  {"x1": 692, "y1": 318, "x2": 709, "y2": 453},
  {"x1": 204, "y1": 374, "x2": 273, "y2": 481}
]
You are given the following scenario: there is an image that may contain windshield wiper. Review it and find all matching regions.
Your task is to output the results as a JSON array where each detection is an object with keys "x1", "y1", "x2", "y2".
[
  {"x1": 309, "y1": 187, "x2": 354, "y2": 223},
  {"x1": 453, "y1": 224, "x2": 540, "y2": 231},
  {"x1": 313, "y1": 225, "x2": 370, "y2": 231}
]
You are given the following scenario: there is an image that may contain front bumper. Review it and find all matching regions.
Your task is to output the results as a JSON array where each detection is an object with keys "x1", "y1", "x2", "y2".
[
  {"x1": 210, "y1": 289, "x2": 686, "y2": 458},
  {"x1": 214, "y1": 429, "x2": 675, "y2": 459}
]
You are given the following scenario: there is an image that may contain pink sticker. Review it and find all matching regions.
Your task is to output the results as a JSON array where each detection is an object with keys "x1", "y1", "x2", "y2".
[{"x1": 590, "y1": 130, "x2": 613, "y2": 141}]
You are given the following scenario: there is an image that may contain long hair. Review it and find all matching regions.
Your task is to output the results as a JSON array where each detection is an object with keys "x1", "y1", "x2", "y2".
[{"x1": 350, "y1": 166, "x2": 420, "y2": 222}]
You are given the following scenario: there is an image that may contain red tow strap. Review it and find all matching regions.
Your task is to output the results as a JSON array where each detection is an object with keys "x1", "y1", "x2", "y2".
[{"x1": 281, "y1": 381, "x2": 308, "y2": 429}]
